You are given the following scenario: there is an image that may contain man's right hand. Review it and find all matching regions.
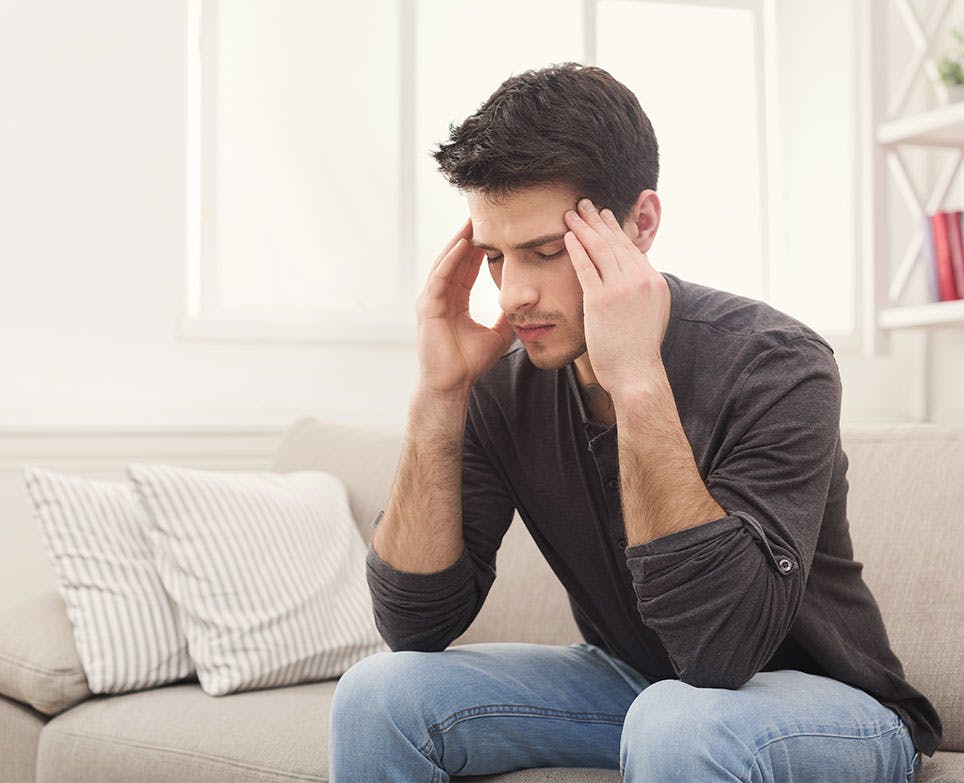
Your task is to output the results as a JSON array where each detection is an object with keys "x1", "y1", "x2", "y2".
[{"x1": 415, "y1": 217, "x2": 514, "y2": 396}]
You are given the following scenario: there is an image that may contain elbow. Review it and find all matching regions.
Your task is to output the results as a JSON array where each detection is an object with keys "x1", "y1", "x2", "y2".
[
  {"x1": 373, "y1": 616, "x2": 452, "y2": 654},
  {"x1": 672, "y1": 593, "x2": 804, "y2": 691},
  {"x1": 372, "y1": 606, "x2": 471, "y2": 654},
  {"x1": 384, "y1": 637, "x2": 448, "y2": 654},
  {"x1": 678, "y1": 667, "x2": 754, "y2": 690}
]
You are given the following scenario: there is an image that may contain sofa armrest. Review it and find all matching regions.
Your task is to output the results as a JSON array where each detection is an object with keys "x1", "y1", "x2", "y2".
[{"x1": 0, "y1": 590, "x2": 92, "y2": 716}]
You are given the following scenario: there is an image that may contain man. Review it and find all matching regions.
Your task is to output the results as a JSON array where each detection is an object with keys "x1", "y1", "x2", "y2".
[{"x1": 329, "y1": 63, "x2": 940, "y2": 782}]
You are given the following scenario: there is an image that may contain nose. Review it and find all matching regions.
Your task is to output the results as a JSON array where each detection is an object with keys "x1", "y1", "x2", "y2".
[{"x1": 496, "y1": 257, "x2": 540, "y2": 314}]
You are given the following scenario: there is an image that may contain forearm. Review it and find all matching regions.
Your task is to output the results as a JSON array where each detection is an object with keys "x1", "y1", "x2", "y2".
[
  {"x1": 372, "y1": 386, "x2": 470, "y2": 573},
  {"x1": 613, "y1": 342, "x2": 838, "y2": 689},
  {"x1": 614, "y1": 362, "x2": 725, "y2": 547}
]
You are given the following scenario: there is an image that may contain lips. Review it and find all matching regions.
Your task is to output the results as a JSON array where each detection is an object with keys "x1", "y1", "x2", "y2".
[{"x1": 514, "y1": 324, "x2": 555, "y2": 342}]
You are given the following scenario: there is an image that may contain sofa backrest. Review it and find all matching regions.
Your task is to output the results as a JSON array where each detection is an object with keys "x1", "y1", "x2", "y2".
[
  {"x1": 272, "y1": 417, "x2": 964, "y2": 749},
  {"x1": 839, "y1": 424, "x2": 964, "y2": 751},
  {"x1": 272, "y1": 417, "x2": 404, "y2": 542}
]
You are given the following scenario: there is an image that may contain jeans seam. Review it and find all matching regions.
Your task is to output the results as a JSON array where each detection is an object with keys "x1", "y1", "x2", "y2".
[
  {"x1": 742, "y1": 723, "x2": 903, "y2": 783},
  {"x1": 417, "y1": 703, "x2": 627, "y2": 757},
  {"x1": 908, "y1": 750, "x2": 921, "y2": 782}
]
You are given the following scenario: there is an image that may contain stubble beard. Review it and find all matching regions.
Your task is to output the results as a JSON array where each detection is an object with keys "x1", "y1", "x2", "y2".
[
  {"x1": 523, "y1": 328, "x2": 587, "y2": 371},
  {"x1": 516, "y1": 307, "x2": 587, "y2": 371}
]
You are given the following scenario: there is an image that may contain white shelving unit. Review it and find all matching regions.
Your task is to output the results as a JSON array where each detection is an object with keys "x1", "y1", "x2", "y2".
[
  {"x1": 879, "y1": 297, "x2": 964, "y2": 328},
  {"x1": 877, "y1": 100, "x2": 964, "y2": 147},
  {"x1": 873, "y1": 2, "x2": 964, "y2": 332}
]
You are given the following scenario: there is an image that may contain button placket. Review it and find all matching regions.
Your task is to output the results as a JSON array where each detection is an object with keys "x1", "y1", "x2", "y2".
[{"x1": 587, "y1": 429, "x2": 626, "y2": 551}]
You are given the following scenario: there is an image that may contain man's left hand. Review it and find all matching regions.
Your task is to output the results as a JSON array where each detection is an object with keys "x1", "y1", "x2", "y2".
[{"x1": 563, "y1": 198, "x2": 669, "y2": 400}]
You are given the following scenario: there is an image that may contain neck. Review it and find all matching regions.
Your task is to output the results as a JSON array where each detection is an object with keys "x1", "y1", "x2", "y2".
[{"x1": 580, "y1": 380, "x2": 616, "y2": 426}]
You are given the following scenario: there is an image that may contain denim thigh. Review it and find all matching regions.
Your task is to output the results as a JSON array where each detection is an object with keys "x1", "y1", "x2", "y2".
[
  {"x1": 329, "y1": 641, "x2": 647, "y2": 780},
  {"x1": 620, "y1": 669, "x2": 920, "y2": 783}
]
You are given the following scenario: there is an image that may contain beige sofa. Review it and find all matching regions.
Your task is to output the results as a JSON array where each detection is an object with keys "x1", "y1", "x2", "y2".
[{"x1": 1, "y1": 417, "x2": 962, "y2": 783}]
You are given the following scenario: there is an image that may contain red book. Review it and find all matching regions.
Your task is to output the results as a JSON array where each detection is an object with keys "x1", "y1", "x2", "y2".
[
  {"x1": 947, "y1": 210, "x2": 964, "y2": 299},
  {"x1": 931, "y1": 211, "x2": 957, "y2": 301}
]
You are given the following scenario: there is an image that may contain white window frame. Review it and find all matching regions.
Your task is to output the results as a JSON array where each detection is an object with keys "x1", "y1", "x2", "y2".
[
  {"x1": 179, "y1": 0, "x2": 419, "y2": 345},
  {"x1": 178, "y1": 0, "x2": 865, "y2": 352}
]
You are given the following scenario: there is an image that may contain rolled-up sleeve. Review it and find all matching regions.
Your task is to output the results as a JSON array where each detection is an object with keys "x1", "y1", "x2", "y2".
[
  {"x1": 365, "y1": 395, "x2": 516, "y2": 652},
  {"x1": 624, "y1": 337, "x2": 842, "y2": 689}
]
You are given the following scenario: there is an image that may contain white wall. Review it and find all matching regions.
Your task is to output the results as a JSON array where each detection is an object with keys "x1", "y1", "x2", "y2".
[{"x1": 0, "y1": 0, "x2": 962, "y2": 609}]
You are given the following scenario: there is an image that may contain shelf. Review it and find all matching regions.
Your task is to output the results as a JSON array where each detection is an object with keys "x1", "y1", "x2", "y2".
[
  {"x1": 879, "y1": 298, "x2": 964, "y2": 329},
  {"x1": 877, "y1": 101, "x2": 964, "y2": 148}
]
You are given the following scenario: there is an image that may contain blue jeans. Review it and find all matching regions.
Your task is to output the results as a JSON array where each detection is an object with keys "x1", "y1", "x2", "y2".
[{"x1": 328, "y1": 642, "x2": 921, "y2": 782}]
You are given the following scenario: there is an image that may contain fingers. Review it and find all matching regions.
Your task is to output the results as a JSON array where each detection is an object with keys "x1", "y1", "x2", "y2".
[
  {"x1": 598, "y1": 207, "x2": 640, "y2": 254},
  {"x1": 489, "y1": 309, "x2": 515, "y2": 347},
  {"x1": 564, "y1": 230, "x2": 602, "y2": 295},
  {"x1": 421, "y1": 236, "x2": 484, "y2": 306},
  {"x1": 429, "y1": 217, "x2": 474, "y2": 276},
  {"x1": 564, "y1": 199, "x2": 623, "y2": 280},
  {"x1": 427, "y1": 237, "x2": 469, "y2": 286}
]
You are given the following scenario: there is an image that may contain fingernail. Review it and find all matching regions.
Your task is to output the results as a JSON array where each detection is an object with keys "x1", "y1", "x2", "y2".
[
  {"x1": 579, "y1": 198, "x2": 594, "y2": 212},
  {"x1": 565, "y1": 209, "x2": 579, "y2": 221}
]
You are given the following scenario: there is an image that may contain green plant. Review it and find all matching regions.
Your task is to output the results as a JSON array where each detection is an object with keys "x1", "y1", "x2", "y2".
[{"x1": 936, "y1": 26, "x2": 964, "y2": 86}]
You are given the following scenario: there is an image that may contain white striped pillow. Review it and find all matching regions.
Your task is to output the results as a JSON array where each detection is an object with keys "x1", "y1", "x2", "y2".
[
  {"x1": 21, "y1": 466, "x2": 195, "y2": 693},
  {"x1": 127, "y1": 463, "x2": 387, "y2": 696}
]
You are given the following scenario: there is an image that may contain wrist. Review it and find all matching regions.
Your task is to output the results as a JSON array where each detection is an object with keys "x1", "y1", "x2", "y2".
[
  {"x1": 410, "y1": 384, "x2": 471, "y2": 424},
  {"x1": 609, "y1": 360, "x2": 668, "y2": 412}
]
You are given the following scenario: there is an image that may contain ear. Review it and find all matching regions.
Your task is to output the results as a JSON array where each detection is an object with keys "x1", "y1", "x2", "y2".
[{"x1": 621, "y1": 189, "x2": 660, "y2": 254}]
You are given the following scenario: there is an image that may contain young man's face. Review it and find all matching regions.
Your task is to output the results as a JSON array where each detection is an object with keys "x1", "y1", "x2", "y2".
[{"x1": 467, "y1": 185, "x2": 590, "y2": 370}]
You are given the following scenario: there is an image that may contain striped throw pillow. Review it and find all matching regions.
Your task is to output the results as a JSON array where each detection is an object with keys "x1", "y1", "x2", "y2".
[
  {"x1": 22, "y1": 466, "x2": 195, "y2": 693},
  {"x1": 127, "y1": 464, "x2": 387, "y2": 696}
]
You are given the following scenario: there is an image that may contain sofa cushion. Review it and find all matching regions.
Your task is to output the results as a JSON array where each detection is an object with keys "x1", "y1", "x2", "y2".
[
  {"x1": 31, "y1": 669, "x2": 964, "y2": 783},
  {"x1": 37, "y1": 680, "x2": 334, "y2": 782},
  {"x1": 841, "y1": 424, "x2": 964, "y2": 752},
  {"x1": 0, "y1": 591, "x2": 92, "y2": 715},
  {"x1": 34, "y1": 675, "x2": 627, "y2": 783},
  {"x1": 30, "y1": 663, "x2": 964, "y2": 783},
  {"x1": 22, "y1": 466, "x2": 194, "y2": 693},
  {"x1": 128, "y1": 464, "x2": 387, "y2": 696},
  {"x1": 0, "y1": 693, "x2": 47, "y2": 782}
]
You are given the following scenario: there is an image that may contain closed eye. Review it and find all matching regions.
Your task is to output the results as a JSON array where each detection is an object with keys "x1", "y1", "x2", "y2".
[{"x1": 485, "y1": 249, "x2": 565, "y2": 264}]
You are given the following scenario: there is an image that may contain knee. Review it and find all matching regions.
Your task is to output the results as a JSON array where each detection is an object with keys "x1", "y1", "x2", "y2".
[
  {"x1": 620, "y1": 680, "x2": 731, "y2": 774},
  {"x1": 330, "y1": 649, "x2": 436, "y2": 727},
  {"x1": 621, "y1": 679, "x2": 697, "y2": 747}
]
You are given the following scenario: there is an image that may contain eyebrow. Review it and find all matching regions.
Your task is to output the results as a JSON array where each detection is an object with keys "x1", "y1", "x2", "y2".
[{"x1": 470, "y1": 232, "x2": 567, "y2": 252}]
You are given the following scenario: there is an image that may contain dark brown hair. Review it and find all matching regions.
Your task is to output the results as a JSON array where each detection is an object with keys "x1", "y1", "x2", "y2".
[{"x1": 432, "y1": 62, "x2": 659, "y2": 224}]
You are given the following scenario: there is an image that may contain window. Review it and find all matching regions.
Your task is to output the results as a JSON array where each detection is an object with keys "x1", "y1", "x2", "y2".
[
  {"x1": 183, "y1": 0, "x2": 859, "y2": 346},
  {"x1": 597, "y1": 0, "x2": 768, "y2": 303}
]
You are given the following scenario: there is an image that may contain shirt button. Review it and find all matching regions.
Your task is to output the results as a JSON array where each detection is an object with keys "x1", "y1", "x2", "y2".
[
  {"x1": 777, "y1": 557, "x2": 794, "y2": 573},
  {"x1": 607, "y1": 477, "x2": 619, "y2": 490}
]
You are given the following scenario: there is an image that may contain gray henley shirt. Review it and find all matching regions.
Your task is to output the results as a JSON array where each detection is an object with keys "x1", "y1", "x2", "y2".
[{"x1": 366, "y1": 271, "x2": 942, "y2": 757}]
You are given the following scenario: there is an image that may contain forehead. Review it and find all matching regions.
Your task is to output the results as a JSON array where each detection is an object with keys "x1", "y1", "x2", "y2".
[{"x1": 467, "y1": 185, "x2": 577, "y2": 245}]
